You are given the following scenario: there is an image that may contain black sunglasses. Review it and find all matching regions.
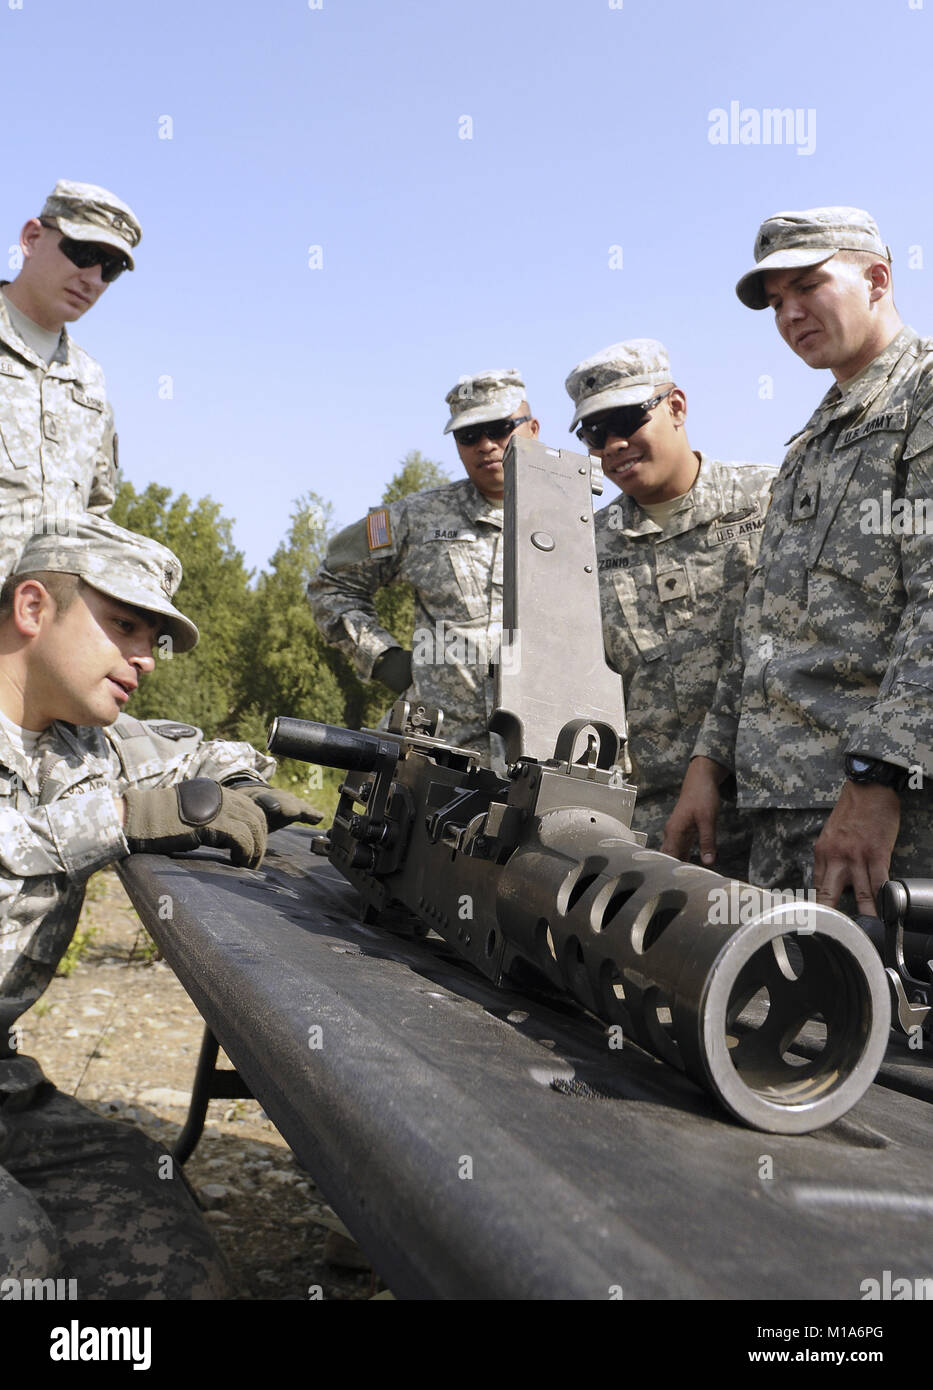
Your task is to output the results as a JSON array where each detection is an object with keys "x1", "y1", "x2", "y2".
[
  {"x1": 575, "y1": 389, "x2": 674, "y2": 451},
  {"x1": 41, "y1": 222, "x2": 130, "y2": 283},
  {"x1": 454, "y1": 415, "x2": 531, "y2": 447}
]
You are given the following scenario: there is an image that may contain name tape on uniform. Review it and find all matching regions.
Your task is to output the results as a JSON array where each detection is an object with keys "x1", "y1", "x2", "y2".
[
  {"x1": 424, "y1": 529, "x2": 477, "y2": 543},
  {"x1": 708, "y1": 513, "x2": 766, "y2": 547},
  {"x1": 839, "y1": 407, "x2": 909, "y2": 449}
]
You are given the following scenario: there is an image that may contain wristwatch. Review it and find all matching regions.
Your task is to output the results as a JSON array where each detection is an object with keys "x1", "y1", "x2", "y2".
[{"x1": 844, "y1": 754, "x2": 909, "y2": 793}]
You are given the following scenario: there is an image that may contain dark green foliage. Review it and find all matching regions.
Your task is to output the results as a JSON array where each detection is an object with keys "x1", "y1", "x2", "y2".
[
  {"x1": 380, "y1": 450, "x2": 451, "y2": 505},
  {"x1": 110, "y1": 482, "x2": 253, "y2": 732},
  {"x1": 234, "y1": 492, "x2": 346, "y2": 739}
]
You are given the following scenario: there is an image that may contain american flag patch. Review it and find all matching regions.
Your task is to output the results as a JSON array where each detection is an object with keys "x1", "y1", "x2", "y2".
[{"x1": 367, "y1": 509, "x2": 392, "y2": 551}]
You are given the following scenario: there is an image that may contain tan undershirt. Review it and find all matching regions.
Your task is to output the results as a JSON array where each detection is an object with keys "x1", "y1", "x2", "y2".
[
  {"x1": 2, "y1": 289, "x2": 62, "y2": 363},
  {"x1": 0, "y1": 704, "x2": 42, "y2": 756},
  {"x1": 639, "y1": 486, "x2": 695, "y2": 528}
]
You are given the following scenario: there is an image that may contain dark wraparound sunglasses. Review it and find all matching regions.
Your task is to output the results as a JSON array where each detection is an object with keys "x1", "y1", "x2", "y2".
[
  {"x1": 41, "y1": 221, "x2": 130, "y2": 282},
  {"x1": 576, "y1": 389, "x2": 674, "y2": 450},
  {"x1": 453, "y1": 415, "x2": 531, "y2": 447}
]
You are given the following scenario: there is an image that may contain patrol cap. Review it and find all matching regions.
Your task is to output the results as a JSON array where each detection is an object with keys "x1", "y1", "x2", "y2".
[
  {"x1": 443, "y1": 368, "x2": 527, "y2": 434},
  {"x1": 40, "y1": 180, "x2": 142, "y2": 269},
  {"x1": 12, "y1": 512, "x2": 198, "y2": 652},
  {"x1": 565, "y1": 339, "x2": 672, "y2": 430},
  {"x1": 736, "y1": 207, "x2": 891, "y2": 310}
]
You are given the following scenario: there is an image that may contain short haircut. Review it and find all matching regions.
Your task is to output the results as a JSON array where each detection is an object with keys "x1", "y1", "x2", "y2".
[
  {"x1": 0, "y1": 570, "x2": 82, "y2": 623},
  {"x1": 835, "y1": 248, "x2": 890, "y2": 272}
]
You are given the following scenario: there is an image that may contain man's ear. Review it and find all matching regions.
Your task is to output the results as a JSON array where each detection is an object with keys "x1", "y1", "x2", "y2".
[
  {"x1": 867, "y1": 259, "x2": 892, "y2": 305},
  {"x1": 12, "y1": 580, "x2": 53, "y2": 637},
  {"x1": 529, "y1": 417, "x2": 540, "y2": 437},
  {"x1": 19, "y1": 218, "x2": 44, "y2": 261},
  {"x1": 669, "y1": 388, "x2": 688, "y2": 427}
]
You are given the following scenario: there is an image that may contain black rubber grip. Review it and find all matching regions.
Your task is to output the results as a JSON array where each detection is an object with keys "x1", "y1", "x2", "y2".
[{"x1": 268, "y1": 716, "x2": 398, "y2": 773}]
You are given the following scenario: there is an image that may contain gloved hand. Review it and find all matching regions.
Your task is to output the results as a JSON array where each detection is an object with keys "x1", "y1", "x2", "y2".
[
  {"x1": 123, "y1": 779, "x2": 267, "y2": 869},
  {"x1": 372, "y1": 646, "x2": 413, "y2": 694},
  {"x1": 233, "y1": 783, "x2": 325, "y2": 832}
]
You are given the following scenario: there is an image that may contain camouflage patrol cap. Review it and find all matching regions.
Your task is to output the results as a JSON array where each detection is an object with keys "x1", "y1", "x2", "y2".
[
  {"x1": 565, "y1": 339, "x2": 672, "y2": 430},
  {"x1": 40, "y1": 180, "x2": 142, "y2": 269},
  {"x1": 13, "y1": 513, "x2": 198, "y2": 652},
  {"x1": 736, "y1": 207, "x2": 891, "y2": 310},
  {"x1": 443, "y1": 368, "x2": 527, "y2": 434}
]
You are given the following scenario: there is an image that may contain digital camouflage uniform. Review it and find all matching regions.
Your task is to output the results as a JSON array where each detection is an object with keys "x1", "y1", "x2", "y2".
[
  {"x1": 0, "y1": 289, "x2": 119, "y2": 578},
  {"x1": 309, "y1": 478, "x2": 503, "y2": 755},
  {"x1": 0, "y1": 507, "x2": 272, "y2": 1298},
  {"x1": 0, "y1": 714, "x2": 274, "y2": 1298},
  {"x1": 596, "y1": 453, "x2": 776, "y2": 872},
  {"x1": 565, "y1": 337, "x2": 776, "y2": 876},
  {"x1": 694, "y1": 325, "x2": 933, "y2": 888},
  {"x1": 0, "y1": 180, "x2": 140, "y2": 580}
]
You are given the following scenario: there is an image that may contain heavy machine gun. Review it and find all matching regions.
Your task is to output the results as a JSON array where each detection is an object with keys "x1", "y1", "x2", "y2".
[{"x1": 272, "y1": 437, "x2": 899, "y2": 1134}]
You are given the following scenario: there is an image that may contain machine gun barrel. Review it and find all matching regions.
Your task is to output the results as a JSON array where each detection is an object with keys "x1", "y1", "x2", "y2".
[
  {"x1": 272, "y1": 711, "x2": 891, "y2": 1135},
  {"x1": 269, "y1": 716, "x2": 399, "y2": 773}
]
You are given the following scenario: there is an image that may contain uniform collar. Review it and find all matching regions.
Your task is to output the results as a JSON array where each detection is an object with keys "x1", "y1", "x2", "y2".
[
  {"x1": 785, "y1": 325, "x2": 920, "y2": 445},
  {"x1": 606, "y1": 452, "x2": 727, "y2": 539},
  {"x1": 0, "y1": 712, "x2": 34, "y2": 787},
  {"x1": 0, "y1": 715, "x2": 108, "y2": 796},
  {"x1": 0, "y1": 282, "x2": 71, "y2": 370},
  {"x1": 462, "y1": 478, "x2": 504, "y2": 527}
]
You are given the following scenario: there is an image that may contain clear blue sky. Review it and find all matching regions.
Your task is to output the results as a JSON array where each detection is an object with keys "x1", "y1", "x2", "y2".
[{"x1": 4, "y1": 0, "x2": 932, "y2": 575}]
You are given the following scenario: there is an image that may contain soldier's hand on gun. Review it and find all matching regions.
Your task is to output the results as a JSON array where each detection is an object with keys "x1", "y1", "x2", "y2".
[
  {"x1": 812, "y1": 781, "x2": 901, "y2": 915},
  {"x1": 233, "y1": 782, "x2": 325, "y2": 833},
  {"x1": 661, "y1": 756, "x2": 727, "y2": 865},
  {"x1": 121, "y1": 780, "x2": 268, "y2": 869}
]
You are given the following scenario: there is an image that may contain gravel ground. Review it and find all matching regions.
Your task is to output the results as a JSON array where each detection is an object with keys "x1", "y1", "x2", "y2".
[{"x1": 18, "y1": 868, "x2": 389, "y2": 1302}]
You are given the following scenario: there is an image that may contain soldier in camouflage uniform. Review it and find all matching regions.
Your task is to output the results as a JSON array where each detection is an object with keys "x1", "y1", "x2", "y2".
[
  {"x1": 664, "y1": 208, "x2": 933, "y2": 914},
  {"x1": 565, "y1": 340, "x2": 776, "y2": 875},
  {"x1": 0, "y1": 514, "x2": 319, "y2": 1298},
  {"x1": 308, "y1": 370, "x2": 539, "y2": 760},
  {"x1": 0, "y1": 180, "x2": 141, "y2": 579}
]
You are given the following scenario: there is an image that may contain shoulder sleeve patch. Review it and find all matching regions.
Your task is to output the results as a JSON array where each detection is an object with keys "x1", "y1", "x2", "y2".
[
  {"x1": 366, "y1": 508, "x2": 392, "y2": 551},
  {"x1": 148, "y1": 721, "x2": 199, "y2": 741}
]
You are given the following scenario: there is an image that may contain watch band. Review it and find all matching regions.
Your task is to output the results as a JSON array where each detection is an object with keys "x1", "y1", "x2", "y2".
[{"x1": 844, "y1": 754, "x2": 909, "y2": 793}]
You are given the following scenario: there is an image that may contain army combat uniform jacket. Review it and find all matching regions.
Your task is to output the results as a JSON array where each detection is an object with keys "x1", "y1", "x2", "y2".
[
  {"x1": 308, "y1": 477, "x2": 503, "y2": 755},
  {"x1": 694, "y1": 327, "x2": 933, "y2": 816},
  {"x1": 0, "y1": 715, "x2": 272, "y2": 1298},
  {"x1": 0, "y1": 713, "x2": 274, "y2": 1042},
  {"x1": 0, "y1": 288, "x2": 118, "y2": 579},
  {"x1": 596, "y1": 453, "x2": 776, "y2": 866}
]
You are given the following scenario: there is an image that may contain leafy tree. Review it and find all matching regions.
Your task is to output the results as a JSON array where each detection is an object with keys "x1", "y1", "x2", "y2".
[
  {"x1": 234, "y1": 492, "x2": 345, "y2": 732},
  {"x1": 110, "y1": 481, "x2": 253, "y2": 735},
  {"x1": 381, "y1": 449, "x2": 451, "y2": 504}
]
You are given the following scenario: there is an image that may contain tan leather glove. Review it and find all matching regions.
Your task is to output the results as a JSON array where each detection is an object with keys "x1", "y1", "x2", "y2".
[
  {"x1": 123, "y1": 779, "x2": 267, "y2": 869},
  {"x1": 233, "y1": 783, "x2": 325, "y2": 833}
]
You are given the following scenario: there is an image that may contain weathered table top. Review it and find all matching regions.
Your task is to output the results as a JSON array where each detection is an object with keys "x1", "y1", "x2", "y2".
[{"x1": 118, "y1": 828, "x2": 933, "y2": 1301}]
